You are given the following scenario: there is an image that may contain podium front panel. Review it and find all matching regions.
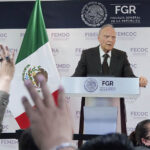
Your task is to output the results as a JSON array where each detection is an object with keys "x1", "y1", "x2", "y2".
[{"x1": 61, "y1": 77, "x2": 139, "y2": 98}]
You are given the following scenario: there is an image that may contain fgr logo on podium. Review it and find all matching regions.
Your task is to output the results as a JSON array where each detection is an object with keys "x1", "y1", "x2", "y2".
[
  {"x1": 115, "y1": 5, "x2": 136, "y2": 14},
  {"x1": 100, "y1": 80, "x2": 116, "y2": 91},
  {"x1": 101, "y1": 80, "x2": 114, "y2": 86}
]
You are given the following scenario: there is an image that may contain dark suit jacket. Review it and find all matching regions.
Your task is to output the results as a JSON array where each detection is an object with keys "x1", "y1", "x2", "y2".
[
  {"x1": 72, "y1": 46, "x2": 136, "y2": 134},
  {"x1": 73, "y1": 46, "x2": 135, "y2": 77}
]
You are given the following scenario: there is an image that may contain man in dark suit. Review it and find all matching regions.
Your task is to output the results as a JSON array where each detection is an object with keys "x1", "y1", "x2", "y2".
[
  {"x1": 73, "y1": 24, "x2": 147, "y2": 86},
  {"x1": 73, "y1": 24, "x2": 147, "y2": 137}
]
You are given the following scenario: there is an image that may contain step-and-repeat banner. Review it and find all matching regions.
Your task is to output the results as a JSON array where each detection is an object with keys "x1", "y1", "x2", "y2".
[{"x1": 0, "y1": 1, "x2": 150, "y2": 149}]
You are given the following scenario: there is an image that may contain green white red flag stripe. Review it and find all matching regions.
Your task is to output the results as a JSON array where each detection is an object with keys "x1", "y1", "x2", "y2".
[{"x1": 9, "y1": 0, "x2": 60, "y2": 129}]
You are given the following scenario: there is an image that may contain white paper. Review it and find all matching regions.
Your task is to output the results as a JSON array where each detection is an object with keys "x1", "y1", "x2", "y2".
[{"x1": 84, "y1": 106, "x2": 118, "y2": 135}]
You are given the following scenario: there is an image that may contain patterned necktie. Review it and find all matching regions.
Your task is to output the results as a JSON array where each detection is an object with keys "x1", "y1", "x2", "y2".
[{"x1": 102, "y1": 53, "x2": 109, "y2": 76}]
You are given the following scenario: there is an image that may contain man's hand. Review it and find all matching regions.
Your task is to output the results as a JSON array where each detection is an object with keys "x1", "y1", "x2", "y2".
[
  {"x1": 22, "y1": 75, "x2": 72, "y2": 150},
  {"x1": 139, "y1": 76, "x2": 148, "y2": 87},
  {"x1": 0, "y1": 45, "x2": 15, "y2": 92}
]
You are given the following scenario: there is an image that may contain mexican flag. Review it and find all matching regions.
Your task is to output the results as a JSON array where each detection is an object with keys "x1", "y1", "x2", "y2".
[{"x1": 9, "y1": 0, "x2": 60, "y2": 129}]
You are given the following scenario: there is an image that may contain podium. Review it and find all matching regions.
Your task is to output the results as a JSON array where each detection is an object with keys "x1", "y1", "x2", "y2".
[{"x1": 61, "y1": 77, "x2": 139, "y2": 135}]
